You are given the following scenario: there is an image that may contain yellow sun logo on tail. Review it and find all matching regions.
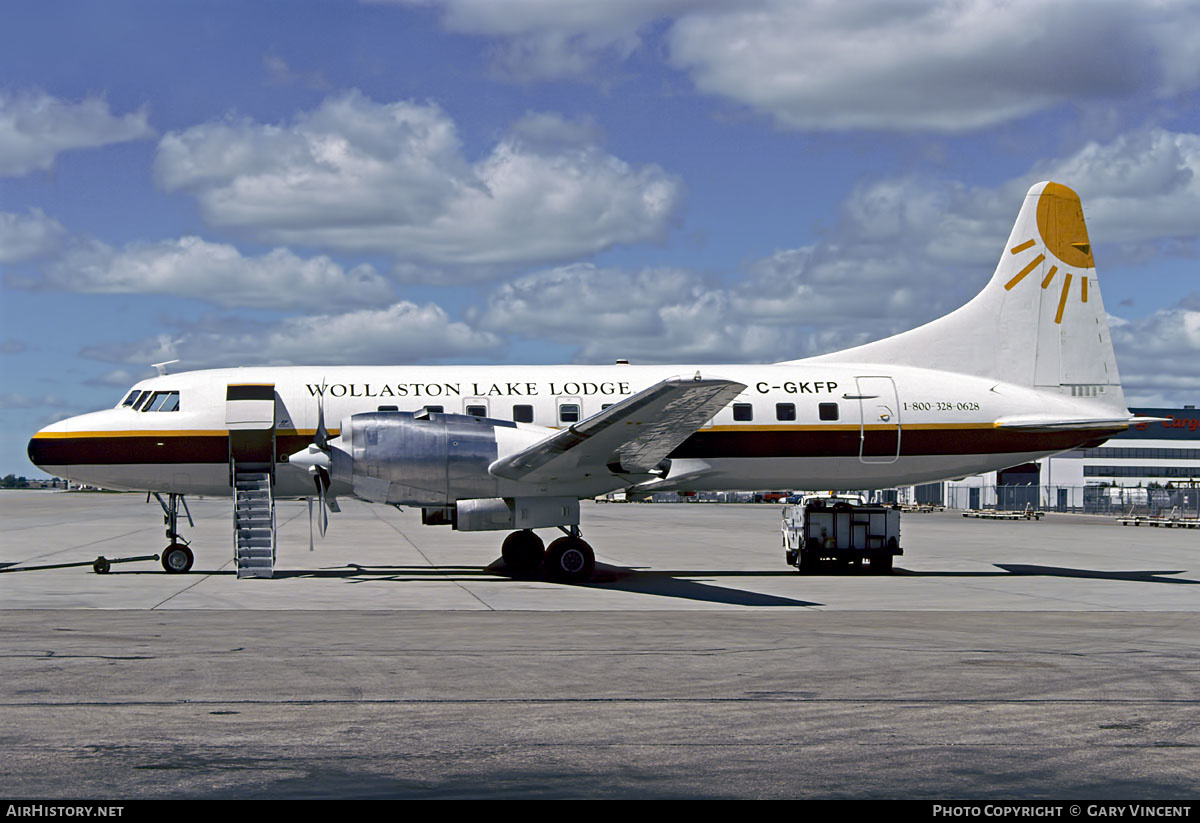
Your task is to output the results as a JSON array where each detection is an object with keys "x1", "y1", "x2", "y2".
[{"x1": 1002, "y1": 182, "x2": 1094, "y2": 324}]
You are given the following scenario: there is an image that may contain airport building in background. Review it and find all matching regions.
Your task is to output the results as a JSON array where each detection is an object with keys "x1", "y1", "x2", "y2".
[{"x1": 920, "y1": 406, "x2": 1200, "y2": 516}]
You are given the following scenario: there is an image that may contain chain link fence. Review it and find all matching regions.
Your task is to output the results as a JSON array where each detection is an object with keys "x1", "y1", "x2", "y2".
[{"x1": 943, "y1": 484, "x2": 1200, "y2": 518}]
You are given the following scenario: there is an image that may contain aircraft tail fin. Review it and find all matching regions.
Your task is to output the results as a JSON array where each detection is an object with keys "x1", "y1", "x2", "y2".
[{"x1": 802, "y1": 181, "x2": 1125, "y2": 409}]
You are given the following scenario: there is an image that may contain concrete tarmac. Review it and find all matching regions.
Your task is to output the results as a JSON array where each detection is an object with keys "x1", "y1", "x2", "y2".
[{"x1": 1, "y1": 490, "x2": 1197, "y2": 799}]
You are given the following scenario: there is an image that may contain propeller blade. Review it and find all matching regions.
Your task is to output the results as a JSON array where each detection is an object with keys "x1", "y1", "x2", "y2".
[
  {"x1": 319, "y1": 490, "x2": 329, "y2": 537},
  {"x1": 315, "y1": 464, "x2": 340, "y2": 512},
  {"x1": 315, "y1": 385, "x2": 329, "y2": 450},
  {"x1": 312, "y1": 472, "x2": 329, "y2": 537},
  {"x1": 289, "y1": 386, "x2": 336, "y2": 539}
]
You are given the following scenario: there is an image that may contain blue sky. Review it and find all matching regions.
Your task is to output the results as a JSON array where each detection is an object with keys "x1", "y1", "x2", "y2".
[{"x1": 3, "y1": 0, "x2": 1199, "y2": 476}]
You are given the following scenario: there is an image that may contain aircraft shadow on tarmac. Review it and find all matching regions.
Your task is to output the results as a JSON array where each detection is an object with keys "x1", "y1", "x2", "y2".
[
  {"x1": 897, "y1": 564, "x2": 1198, "y2": 585},
  {"x1": 227, "y1": 560, "x2": 818, "y2": 607},
  {"x1": 73, "y1": 561, "x2": 818, "y2": 607},
  {"x1": 573, "y1": 564, "x2": 820, "y2": 607},
  {"x1": 27, "y1": 560, "x2": 1195, "y2": 604}
]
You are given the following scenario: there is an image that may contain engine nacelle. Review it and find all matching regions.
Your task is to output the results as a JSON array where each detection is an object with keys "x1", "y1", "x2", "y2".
[{"x1": 328, "y1": 410, "x2": 542, "y2": 506}]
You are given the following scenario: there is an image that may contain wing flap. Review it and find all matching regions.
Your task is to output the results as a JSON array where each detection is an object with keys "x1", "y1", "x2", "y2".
[{"x1": 489, "y1": 375, "x2": 746, "y2": 484}]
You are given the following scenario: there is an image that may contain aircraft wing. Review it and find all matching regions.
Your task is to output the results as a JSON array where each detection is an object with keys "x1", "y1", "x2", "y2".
[{"x1": 489, "y1": 374, "x2": 746, "y2": 484}]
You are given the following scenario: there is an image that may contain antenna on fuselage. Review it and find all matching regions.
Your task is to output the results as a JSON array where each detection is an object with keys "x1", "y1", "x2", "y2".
[{"x1": 151, "y1": 360, "x2": 180, "y2": 376}]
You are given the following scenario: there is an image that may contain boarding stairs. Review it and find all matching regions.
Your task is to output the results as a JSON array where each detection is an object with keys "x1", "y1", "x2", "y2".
[
  {"x1": 226, "y1": 382, "x2": 278, "y2": 579},
  {"x1": 233, "y1": 464, "x2": 276, "y2": 578}
]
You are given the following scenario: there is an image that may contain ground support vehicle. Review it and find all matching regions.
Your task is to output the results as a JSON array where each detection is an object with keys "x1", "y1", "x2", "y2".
[{"x1": 783, "y1": 495, "x2": 901, "y2": 574}]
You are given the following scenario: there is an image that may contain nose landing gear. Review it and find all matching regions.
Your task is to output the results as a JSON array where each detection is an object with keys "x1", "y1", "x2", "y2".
[{"x1": 151, "y1": 492, "x2": 195, "y2": 573}]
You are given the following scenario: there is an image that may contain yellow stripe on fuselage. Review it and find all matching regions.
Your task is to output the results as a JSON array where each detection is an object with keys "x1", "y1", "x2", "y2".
[
  {"x1": 33, "y1": 423, "x2": 999, "y2": 439},
  {"x1": 704, "y1": 422, "x2": 999, "y2": 433},
  {"x1": 31, "y1": 428, "x2": 338, "y2": 439}
]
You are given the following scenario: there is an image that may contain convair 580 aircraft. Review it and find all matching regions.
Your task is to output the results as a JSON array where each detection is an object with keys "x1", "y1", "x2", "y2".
[{"x1": 28, "y1": 182, "x2": 1138, "y2": 581}]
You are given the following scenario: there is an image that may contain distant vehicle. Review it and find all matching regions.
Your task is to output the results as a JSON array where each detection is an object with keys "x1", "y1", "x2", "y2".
[{"x1": 782, "y1": 494, "x2": 901, "y2": 574}]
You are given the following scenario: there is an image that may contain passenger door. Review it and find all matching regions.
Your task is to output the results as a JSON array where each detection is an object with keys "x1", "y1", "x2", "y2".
[{"x1": 851, "y1": 376, "x2": 901, "y2": 464}]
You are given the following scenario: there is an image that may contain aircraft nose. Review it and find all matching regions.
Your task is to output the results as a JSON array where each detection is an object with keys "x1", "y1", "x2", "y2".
[{"x1": 27, "y1": 417, "x2": 70, "y2": 474}]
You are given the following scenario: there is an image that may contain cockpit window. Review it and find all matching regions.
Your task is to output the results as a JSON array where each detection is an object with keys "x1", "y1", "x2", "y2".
[
  {"x1": 131, "y1": 390, "x2": 152, "y2": 411},
  {"x1": 121, "y1": 390, "x2": 140, "y2": 408},
  {"x1": 142, "y1": 391, "x2": 180, "y2": 412}
]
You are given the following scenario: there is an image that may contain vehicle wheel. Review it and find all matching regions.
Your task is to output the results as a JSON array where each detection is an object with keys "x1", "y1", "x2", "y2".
[
  {"x1": 870, "y1": 551, "x2": 893, "y2": 574},
  {"x1": 161, "y1": 543, "x2": 194, "y2": 574},
  {"x1": 501, "y1": 530, "x2": 545, "y2": 576},
  {"x1": 797, "y1": 549, "x2": 818, "y2": 575},
  {"x1": 93, "y1": 556, "x2": 110, "y2": 575},
  {"x1": 545, "y1": 537, "x2": 595, "y2": 584}
]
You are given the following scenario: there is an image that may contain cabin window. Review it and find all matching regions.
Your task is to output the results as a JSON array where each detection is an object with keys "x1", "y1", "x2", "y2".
[
  {"x1": 819, "y1": 402, "x2": 839, "y2": 421},
  {"x1": 465, "y1": 405, "x2": 487, "y2": 417},
  {"x1": 601, "y1": 404, "x2": 613, "y2": 410},
  {"x1": 513, "y1": 404, "x2": 534, "y2": 423},
  {"x1": 732, "y1": 403, "x2": 753, "y2": 422},
  {"x1": 559, "y1": 403, "x2": 580, "y2": 424},
  {"x1": 423, "y1": 405, "x2": 444, "y2": 414},
  {"x1": 776, "y1": 403, "x2": 796, "y2": 421},
  {"x1": 141, "y1": 391, "x2": 180, "y2": 412}
]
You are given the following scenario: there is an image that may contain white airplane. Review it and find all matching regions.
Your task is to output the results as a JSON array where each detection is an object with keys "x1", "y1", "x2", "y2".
[{"x1": 28, "y1": 181, "x2": 1140, "y2": 581}]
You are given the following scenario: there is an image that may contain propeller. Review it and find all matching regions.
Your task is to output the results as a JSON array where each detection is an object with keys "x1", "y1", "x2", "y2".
[{"x1": 288, "y1": 389, "x2": 336, "y2": 537}]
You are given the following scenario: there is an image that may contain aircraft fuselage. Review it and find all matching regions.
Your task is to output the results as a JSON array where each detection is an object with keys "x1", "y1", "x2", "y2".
[{"x1": 28, "y1": 362, "x2": 1123, "y2": 498}]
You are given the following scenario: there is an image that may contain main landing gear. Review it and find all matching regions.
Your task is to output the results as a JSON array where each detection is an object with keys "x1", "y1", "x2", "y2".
[
  {"x1": 151, "y1": 492, "x2": 194, "y2": 574},
  {"x1": 500, "y1": 526, "x2": 595, "y2": 584}
]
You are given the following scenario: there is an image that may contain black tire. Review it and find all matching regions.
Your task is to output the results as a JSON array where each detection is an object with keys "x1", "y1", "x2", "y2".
[
  {"x1": 797, "y1": 548, "x2": 818, "y2": 575},
  {"x1": 93, "y1": 556, "x2": 110, "y2": 575},
  {"x1": 870, "y1": 551, "x2": 893, "y2": 574},
  {"x1": 545, "y1": 537, "x2": 595, "y2": 584},
  {"x1": 501, "y1": 530, "x2": 545, "y2": 576},
  {"x1": 161, "y1": 543, "x2": 194, "y2": 574}
]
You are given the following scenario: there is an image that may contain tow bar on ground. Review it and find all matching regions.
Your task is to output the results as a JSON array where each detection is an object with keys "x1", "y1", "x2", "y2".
[{"x1": 0, "y1": 554, "x2": 161, "y2": 575}]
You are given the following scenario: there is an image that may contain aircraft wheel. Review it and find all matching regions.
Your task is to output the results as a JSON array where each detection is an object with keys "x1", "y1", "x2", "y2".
[
  {"x1": 501, "y1": 530, "x2": 545, "y2": 577},
  {"x1": 161, "y1": 543, "x2": 194, "y2": 574},
  {"x1": 93, "y1": 556, "x2": 111, "y2": 575},
  {"x1": 545, "y1": 537, "x2": 595, "y2": 584}
]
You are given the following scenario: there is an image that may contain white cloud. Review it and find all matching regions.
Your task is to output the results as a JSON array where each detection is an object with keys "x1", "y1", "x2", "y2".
[
  {"x1": 0, "y1": 91, "x2": 154, "y2": 176},
  {"x1": 1038, "y1": 130, "x2": 1200, "y2": 246},
  {"x1": 392, "y1": 0, "x2": 705, "y2": 80},
  {"x1": 804, "y1": 127, "x2": 1200, "y2": 287},
  {"x1": 262, "y1": 54, "x2": 331, "y2": 90},
  {"x1": 83, "y1": 369, "x2": 146, "y2": 389},
  {"x1": 22, "y1": 235, "x2": 394, "y2": 310},
  {"x1": 1109, "y1": 297, "x2": 1200, "y2": 406},
  {"x1": 665, "y1": 0, "x2": 1195, "y2": 133},
  {"x1": 153, "y1": 91, "x2": 682, "y2": 267},
  {"x1": 0, "y1": 209, "x2": 67, "y2": 262},
  {"x1": 473, "y1": 125, "x2": 1200, "y2": 391},
  {"x1": 0, "y1": 392, "x2": 68, "y2": 410},
  {"x1": 398, "y1": 0, "x2": 1200, "y2": 133},
  {"x1": 80, "y1": 301, "x2": 504, "y2": 369},
  {"x1": 473, "y1": 262, "x2": 876, "y2": 364},
  {"x1": 509, "y1": 111, "x2": 604, "y2": 150}
]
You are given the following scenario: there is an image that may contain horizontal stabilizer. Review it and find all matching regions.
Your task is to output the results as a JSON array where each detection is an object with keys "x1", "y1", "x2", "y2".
[
  {"x1": 489, "y1": 375, "x2": 746, "y2": 484},
  {"x1": 994, "y1": 414, "x2": 1142, "y2": 432}
]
